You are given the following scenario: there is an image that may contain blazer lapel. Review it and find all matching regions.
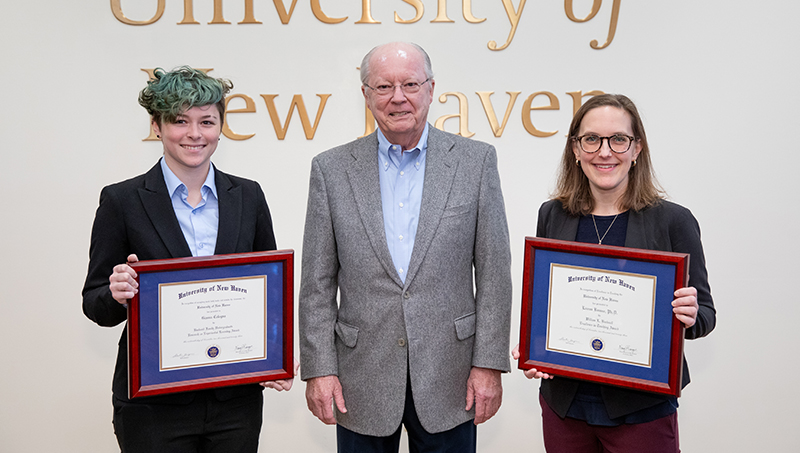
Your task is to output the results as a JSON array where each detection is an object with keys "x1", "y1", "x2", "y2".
[
  {"x1": 404, "y1": 127, "x2": 458, "y2": 288},
  {"x1": 139, "y1": 161, "x2": 192, "y2": 258},
  {"x1": 346, "y1": 134, "x2": 403, "y2": 287},
  {"x1": 214, "y1": 169, "x2": 242, "y2": 254}
]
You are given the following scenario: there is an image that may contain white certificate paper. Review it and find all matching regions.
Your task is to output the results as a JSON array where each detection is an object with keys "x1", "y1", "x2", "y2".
[
  {"x1": 158, "y1": 276, "x2": 267, "y2": 371},
  {"x1": 546, "y1": 264, "x2": 656, "y2": 367}
]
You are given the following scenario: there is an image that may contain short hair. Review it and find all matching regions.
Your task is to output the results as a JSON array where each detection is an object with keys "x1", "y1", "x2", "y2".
[
  {"x1": 360, "y1": 42, "x2": 434, "y2": 85},
  {"x1": 138, "y1": 66, "x2": 233, "y2": 126},
  {"x1": 553, "y1": 93, "x2": 664, "y2": 216}
]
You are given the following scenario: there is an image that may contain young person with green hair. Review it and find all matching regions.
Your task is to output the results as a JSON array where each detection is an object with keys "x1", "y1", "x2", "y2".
[{"x1": 82, "y1": 66, "x2": 293, "y2": 452}]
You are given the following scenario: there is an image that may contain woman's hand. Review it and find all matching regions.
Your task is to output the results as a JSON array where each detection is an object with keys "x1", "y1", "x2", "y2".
[
  {"x1": 109, "y1": 254, "x2": 139, "y2": 304},
  {"x1": 511, "y1": 343, "x2": 553, "y2": 380},
  {"x1": 261, "y1": 360, "x2": 300, "y2": 392},
  {"x1": 672, "y1": 286, "x2": 699, "y2": 327}
]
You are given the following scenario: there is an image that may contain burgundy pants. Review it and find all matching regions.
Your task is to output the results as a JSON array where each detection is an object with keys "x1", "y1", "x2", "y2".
[{"x1": 540, "y1": 393, "x2": 680, "y2": 453}]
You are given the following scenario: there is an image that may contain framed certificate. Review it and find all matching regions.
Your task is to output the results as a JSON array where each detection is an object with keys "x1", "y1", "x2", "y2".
[
  {"x1": 128, "y1": 250, "x2": 293, "y2": 398},
  {"x1": 518, "y1": 238, "x2": 688, "y2": 397}
]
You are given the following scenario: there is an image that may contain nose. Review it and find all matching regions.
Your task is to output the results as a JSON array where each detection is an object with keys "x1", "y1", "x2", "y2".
[
  {"x1": 390, "y1": 85, "x2": 408, "y2": 102},
  {"x1": 186, "y1": 122, "x2": 201, "y2": 139},
  {"x1": 597, "y1": 138, "x2": 613, "y2": 156}
]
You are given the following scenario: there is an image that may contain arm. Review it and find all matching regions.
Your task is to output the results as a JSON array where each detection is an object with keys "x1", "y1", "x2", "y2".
[
  {"x1": 82, "y1": 186, "x2": 132, "y2": 327},
  {"x1": 669, "y1": 207, "x2": 716, "y2": 339},
  {"x1": 466, "y1": 146, "x2": 513, "y2": 424},
  {"x1": 252, "y1": 181, "x2": 278, "y2": 252},
  {"x1": 298, "y1": 157, "x2": 346, "y2": 421}
]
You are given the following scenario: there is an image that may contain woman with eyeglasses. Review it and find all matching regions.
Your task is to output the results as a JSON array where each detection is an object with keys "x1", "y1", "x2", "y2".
[{"x1": 512, "y1": 94, "x2": 716, "y2": 452}]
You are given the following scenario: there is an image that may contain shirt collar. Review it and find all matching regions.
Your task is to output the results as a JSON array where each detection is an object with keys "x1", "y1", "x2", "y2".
[
  {"x1": 377, "y1": 123, "x2": 429, "y2": 171},
  {"x1": 160, "y1": 157, "x2": 217, "y2": 199}
]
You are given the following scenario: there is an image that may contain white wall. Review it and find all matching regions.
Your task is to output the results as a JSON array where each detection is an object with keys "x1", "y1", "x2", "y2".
[{"x1": 1, "y1": 1, "x2": 798, "y2": 451}]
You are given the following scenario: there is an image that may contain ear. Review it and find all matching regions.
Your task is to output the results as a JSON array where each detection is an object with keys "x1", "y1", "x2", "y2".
[
  {"x1": 152, "y1": 120, "x2": 162, "y2": 138},
  {"x1": 572, "y1": 138, "x2": 581, "y2": 161},
  {"x1": 632, "y1": 139, "x2": 642, "y2": 161}
]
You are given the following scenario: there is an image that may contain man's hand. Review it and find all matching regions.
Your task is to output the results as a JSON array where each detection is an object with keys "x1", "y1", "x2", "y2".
[
  {"x1": 465, "y1": 367, "x2": 502, "y2": 425},
  {"x1": 305, "y1": 375, "x2": 347, "y2": 424}
]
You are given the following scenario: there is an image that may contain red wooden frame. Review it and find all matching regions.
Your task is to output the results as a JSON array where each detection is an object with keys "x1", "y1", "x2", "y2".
[
  {"x1": 519, "y1": 237, "x2": 687, "y2": 397},
  {"x1": 128, "y1": 250, "x2": 293, "y2": 398}
]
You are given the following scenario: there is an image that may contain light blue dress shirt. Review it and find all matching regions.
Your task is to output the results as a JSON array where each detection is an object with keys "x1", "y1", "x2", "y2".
[
  {"x1": 377, "y1": 124, "x2": 428, "y2": 282},
  {"x1": 160, "y1": 158, "x2": 219, "y2": 257}
]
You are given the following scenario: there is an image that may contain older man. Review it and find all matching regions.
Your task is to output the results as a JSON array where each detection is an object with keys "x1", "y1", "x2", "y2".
[{"x1": 299, "y1": 42, "x2": 512, "y2": 452}]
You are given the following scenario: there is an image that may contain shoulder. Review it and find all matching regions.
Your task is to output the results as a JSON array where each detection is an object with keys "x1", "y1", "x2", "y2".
[
  {"x1": 429, "y1": 126, "x2": 494, "y2": 154},
  {"x1": 640, "y1": 199, "x2": 698, "y2": 227},
  {"x1": 313, "y1": 133, "x2": 376, "y2": 166},
  {"x1": 98, "y1": 170, "x2": 150, "y2": 200},
  {"x1": 538, "y1": 199, "x2": 565, "y2": 219},
  {"x1": 213, "y1": 166, "x2": 268, "y2": 202}
]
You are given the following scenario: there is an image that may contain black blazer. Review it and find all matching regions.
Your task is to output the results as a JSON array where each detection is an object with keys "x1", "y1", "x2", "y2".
[
  {"x1": 537, "y1": 199, "x2": 716, "y2": 419},
  {"x1": 82, "y1": 160, "x2": 277, "y2": 403}
]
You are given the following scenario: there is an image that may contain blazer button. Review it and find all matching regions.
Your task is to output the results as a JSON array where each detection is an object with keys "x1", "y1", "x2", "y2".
[
  {"x1": 398, "y1": 338, "x2": 406, "y2": 347},
  {"x1": 403, "y1": 292, "x2": 410, "y2": 299}
]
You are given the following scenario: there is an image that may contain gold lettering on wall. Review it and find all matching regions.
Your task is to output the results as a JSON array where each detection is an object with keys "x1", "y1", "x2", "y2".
[
  {"x1": 179, "y1": 0, "x2": 200, "y2": 24},
  {"x1": 223, "y1": 94, "x2": 257, "y2": 140},
  {"x1": 354, "y1": 0, "x2": 378, "y2": 24},
  {"x1": 565, "y1": 0, "x2": 621, "y2": 49},
  {"x1": 564, "y1": 0, "x2": 601, "y2": 22},
  {"x1": 435, "y1": 92, "x2": 475, "y2": 138},
  {"x1": 273, "y1": 0, "x2": 299, "y2": 24},
  {"x1": 431, "y1": 0, "x2": 453, "y2": 23},
  {"x1": 261, "y1": 94, "x2": 332, "y2": 140},
  {"x1": 488, "y1": 0, "x2": 527, "y2": 51},
  {"x1": 395, "y1": 0, "x2": 424, "y2": 24},
  {"x1": 112, "y1": 1, "x2": 622, "y2": 51},
  {"x1": 567, "y1": 90, "x2": 604, "y2": 115},
  {"x1": 462, "y1": 0, "x2": 486, "y2": 24},
  {"x1": 476, "y1": 91, "x2": 521, "y2": 137},
  {"x1": 111, "y1": 0, "x2": 165, "y2": 26},
  {"x1": 521, "y1": 91, "x2": 559, "y2": 137}
]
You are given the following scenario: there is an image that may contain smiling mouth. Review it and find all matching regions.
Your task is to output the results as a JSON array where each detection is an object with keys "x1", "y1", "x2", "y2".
[
  {"x1": 181, "y1": 145, "x2": 206, "y2": 150},
  {"x1": 389, "y1": 112, "x2": 410, "y2": 117},
  {"x1": 595, "y1": 164, "x2": 617, "y2": 169}
]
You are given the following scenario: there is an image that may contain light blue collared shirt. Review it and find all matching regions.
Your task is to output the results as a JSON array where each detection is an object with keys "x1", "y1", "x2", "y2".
[
  {"x1": 160, "y1": 158, "x2": 219, "y2": 257},
  {"x1": 377, "y1": 124, "x2": 429, "y2": 282}
]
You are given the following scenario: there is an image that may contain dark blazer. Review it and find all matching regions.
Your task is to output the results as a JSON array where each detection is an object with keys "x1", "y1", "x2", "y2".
[
  {"x1": 82, "y1": 160, "x2": 276, "y2": 403},
  {"x1": 299, "y1": 126, "x2": 513, "y2": 436},
  {"x1": 537, "y1": 199, "x2": 716, "y2": 419}
]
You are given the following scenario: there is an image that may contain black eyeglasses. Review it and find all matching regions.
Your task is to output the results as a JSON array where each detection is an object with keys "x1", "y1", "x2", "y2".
[
  {"x1": 363, "y1": 79, "x2": 430, "y2": 96},
  {"x1": 574, "y1": 134, "x2": 636, "y2": 154}
]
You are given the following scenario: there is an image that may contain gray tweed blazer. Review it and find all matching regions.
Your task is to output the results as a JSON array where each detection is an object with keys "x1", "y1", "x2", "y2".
[{"x1": 299, "y1": 126, "x2": 512, "y2": 436}]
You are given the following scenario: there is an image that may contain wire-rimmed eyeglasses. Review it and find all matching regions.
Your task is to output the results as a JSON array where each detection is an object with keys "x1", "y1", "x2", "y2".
[
  {"x1": 363, "y1": 78, "x2": 430, "y2": 96},
  {"x1": 574, "y1": 134, "x2": 636, "y2": 154}
]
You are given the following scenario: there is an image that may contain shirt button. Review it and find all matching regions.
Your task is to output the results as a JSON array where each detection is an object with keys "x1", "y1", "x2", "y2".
[
  {"x1": 400, "y1": 171, "x2": 405, "y2": 176},
  {"x1": 398, "y1": 338, "x2": 406, "y2": 347},
  {"x1": 398, "y1": 268, "x2": 404, "y2": 274},
  {"x1": 399, "y1": 235, "x2": 403, "y2": 241},
  {"x1": 198, "y1": 243, "x2": 204, "y2": 249},
  {"x1": 399, "y1": 202, "x2": 404, "y2": 208}
]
